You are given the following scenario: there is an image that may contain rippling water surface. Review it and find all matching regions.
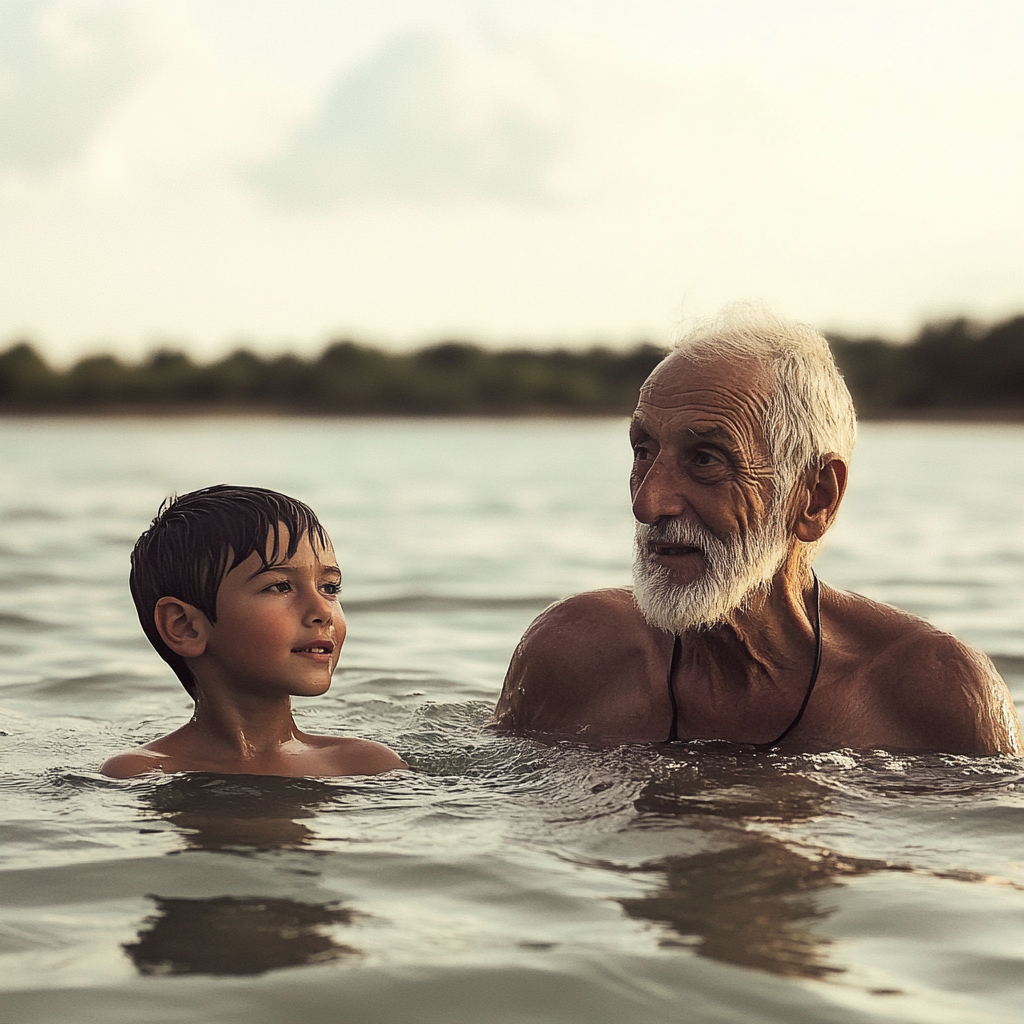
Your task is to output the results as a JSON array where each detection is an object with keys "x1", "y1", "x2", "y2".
[{"x1": 2, "y1": 418, "x2": 1024, "y2": 1024}]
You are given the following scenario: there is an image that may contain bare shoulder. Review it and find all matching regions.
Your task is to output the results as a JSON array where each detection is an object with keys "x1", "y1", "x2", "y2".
[
  {"x1": 501, "y1": 588, "x2": 650, "y2": 684},
  {"x1": 829, "y1": 584, "x2": 998, "y2": 682},
  {"x1": 825, "y1": 585, "x2": 1021, "y2": 754},
  {"x1": 884, "y1": 622, "x2": 1019, "y2": 752},
  {"x1": 313, "y1": 736, "x2": 409, "y2": 776},
  {"x1": 100, "y1": 747, "x2": 170, "y2": 779},
  {"x1": 100, "y1": 726, "x2": 195, "y2": 778},
  {"x1": 493, "y1": 588, "x2": 667, "y2": 737},
  {"x1": 519, "y1": 587, "x2": 644, "y2": 642}
]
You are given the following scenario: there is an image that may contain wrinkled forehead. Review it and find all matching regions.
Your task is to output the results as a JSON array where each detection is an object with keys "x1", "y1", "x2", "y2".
[
  {"x1": 640, "y1": 349, "x2": 772, "y2": 402},
  {"x1": 635, "y1": 350, "x2": 774, "y2": 441}
]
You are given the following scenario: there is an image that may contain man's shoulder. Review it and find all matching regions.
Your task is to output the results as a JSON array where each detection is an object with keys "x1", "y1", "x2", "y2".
[
  {"x1": 516, "y1": 587, "x2": 658, "y2": 662},
  {"x1": 824, "y1": 584, "x2": 1020, "y2": 753},
  {"x1": 529, "y1": 586, "x2": 643, "y2": 624},
  {"x1": 828, "y1": 584, "x2": 990, "y2": 674},
  {"x1": 493, "y1": 587, "x2": 670, "y2": 738}
]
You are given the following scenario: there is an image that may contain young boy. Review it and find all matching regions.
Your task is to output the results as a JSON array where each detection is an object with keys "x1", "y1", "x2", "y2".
[{"x1": 101, "y1": 485, "x2": 407, "y2": 778}]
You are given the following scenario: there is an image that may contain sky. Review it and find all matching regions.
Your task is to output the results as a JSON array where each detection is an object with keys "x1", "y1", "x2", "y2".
[{"x1": 1, "y1": 0, "x2": 1022, "y2": 364}]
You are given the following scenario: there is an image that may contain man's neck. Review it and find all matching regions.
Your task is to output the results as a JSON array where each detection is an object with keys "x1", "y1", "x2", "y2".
[{"x1": 701, "y1": 558, "x2": 818, "y2": 679}]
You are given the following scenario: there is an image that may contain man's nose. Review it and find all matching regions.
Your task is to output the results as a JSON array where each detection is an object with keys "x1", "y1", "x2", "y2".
[{"x1": 632, "y1": 455, "x2": 688, "y2": 524}]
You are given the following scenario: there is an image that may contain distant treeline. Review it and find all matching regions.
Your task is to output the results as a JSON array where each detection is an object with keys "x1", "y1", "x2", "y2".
[
  {"x1": 828, "y1": 315, "x2": 1024, "y2": 417},
  {"x1": 0, "y1": 340, "x2": 665, "y2": 415},
  {"x1": 1, "y1": 314, "x2": 1022, "y2": 417}
]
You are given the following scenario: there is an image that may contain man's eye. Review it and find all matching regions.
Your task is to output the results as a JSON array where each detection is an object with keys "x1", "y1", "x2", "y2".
[
  {"x1": 693, "y1": 451, "x2": 718, "y2": 467},
  {"x1": 632, "y1": 444, "x2": 652, "y2": 461}
]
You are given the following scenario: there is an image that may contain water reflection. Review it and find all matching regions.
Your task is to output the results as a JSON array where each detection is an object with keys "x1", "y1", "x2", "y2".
[
  {"x1": 620, "y1": 836, "x2": 887, "y2": 979},
  {"x1": 124, "y1": 895, "x2": 359, "y2": 976},
  {"x1": 624, "y1": 757, "x2": 889, "y2": 979},
  {"x1": 636, "y1": 754, "x2": 832, "y2": 821},
  {"x1": 144, "y1": 773, "x2": 341, "y2": 851}
]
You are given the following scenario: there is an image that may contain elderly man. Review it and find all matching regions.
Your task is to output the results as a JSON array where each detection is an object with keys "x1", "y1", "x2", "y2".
[{"x1": 493, "y1": 311, "x2": 1020, "y2": 754}]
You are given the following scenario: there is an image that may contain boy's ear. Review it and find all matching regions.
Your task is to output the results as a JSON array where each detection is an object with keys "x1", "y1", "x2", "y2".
[
  {"x1": 154, "y1": 597, "x2": 210, "y2": 659},
  {"x1": 792, "y1": 454, "x2": 848, "y2": 543}
]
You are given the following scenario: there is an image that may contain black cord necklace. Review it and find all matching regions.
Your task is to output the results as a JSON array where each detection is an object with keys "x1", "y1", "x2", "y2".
[{"x1": 666, "y1": 572, "x2": 823, "y2": 747}]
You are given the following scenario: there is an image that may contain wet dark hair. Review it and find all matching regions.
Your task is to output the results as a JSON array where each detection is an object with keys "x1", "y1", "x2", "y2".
[{"x1": 129, "y1": 484, "x2": 330, "y2": 696}]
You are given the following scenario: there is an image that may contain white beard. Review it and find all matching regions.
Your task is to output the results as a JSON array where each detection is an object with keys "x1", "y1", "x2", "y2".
[{"x1": 632, "y1": 509, "x2": 792, "y2": 633}]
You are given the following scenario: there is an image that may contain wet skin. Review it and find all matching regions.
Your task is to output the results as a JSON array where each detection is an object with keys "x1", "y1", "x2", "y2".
[
  {"x1": 102, "y1": 529, "x2": 407, "y2": 778},
  {"x1": 492, "y1": 352, "x2": 1021, "y2": 754}
]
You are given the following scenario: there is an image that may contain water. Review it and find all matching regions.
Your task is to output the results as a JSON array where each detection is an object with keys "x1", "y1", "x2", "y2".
[{"x1": 2, "y1": 418, "x2": 1024, "y2": 1024}]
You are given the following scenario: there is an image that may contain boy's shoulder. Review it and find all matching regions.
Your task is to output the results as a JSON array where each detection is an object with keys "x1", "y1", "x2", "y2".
[
  {"x1": 100, "y1": 747, "x2": 172, "y2": 779},
  {"x1": 100, "y1": 733, "x2": 408, "y2": 779},
  {"x1": 305, "y1": 734, "x2": 409, "y2": 775},
  {"x1": 100, "y1": 723, "x2": 199, "y2": 778}
]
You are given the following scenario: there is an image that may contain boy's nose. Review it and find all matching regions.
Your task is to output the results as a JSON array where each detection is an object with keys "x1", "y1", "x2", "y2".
[{"x1": 305, "y1": 591, "x2": 338, "y2": 625}]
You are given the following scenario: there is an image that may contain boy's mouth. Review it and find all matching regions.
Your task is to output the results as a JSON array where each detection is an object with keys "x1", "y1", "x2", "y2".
[{"x1": 292, "y1": 639, "x2": 336, "y2": 655}]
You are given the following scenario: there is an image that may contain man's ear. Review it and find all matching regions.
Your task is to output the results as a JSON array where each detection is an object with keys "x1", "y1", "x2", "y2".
[
  {"x1": 793, "y1": 455, "x2": 848, "y2": 543},
  {"x1": 154, "y1": 597, "x2": 210, "y2": 658}
]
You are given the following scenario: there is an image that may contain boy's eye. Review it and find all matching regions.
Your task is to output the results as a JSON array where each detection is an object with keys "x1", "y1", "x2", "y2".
[
  {"x1": 321, "y1": 582, "x2": 341, "y2": 596},
  {"x1": 264, "y1": 580, "x2": 292, "y2": 593}
]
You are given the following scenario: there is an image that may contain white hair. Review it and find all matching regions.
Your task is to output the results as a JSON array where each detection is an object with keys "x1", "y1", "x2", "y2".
[{"x1": 673, "y1": 304, "x2": 857, "y2": 497}]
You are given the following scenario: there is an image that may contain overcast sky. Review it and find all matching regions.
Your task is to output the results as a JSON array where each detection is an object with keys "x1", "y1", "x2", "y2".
[{"x1": 1, "y1": 0, "x2": 1022, "y2": 363}]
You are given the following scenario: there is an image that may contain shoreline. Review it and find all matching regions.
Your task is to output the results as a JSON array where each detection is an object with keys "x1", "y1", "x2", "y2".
[
  {"x1": 1, "y1": 407, "x2": 1023, "y2": 423},
  {"x1": 0, "y1": 407, "x2": 635, "y2": 422}
]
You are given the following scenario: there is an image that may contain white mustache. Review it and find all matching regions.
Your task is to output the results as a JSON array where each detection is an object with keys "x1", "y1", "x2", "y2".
[
  {"x1": 636, "y1": 518, "x2": 718, "y2": 557},
  {"x1": 632, "y1": 508, "x2": 791, "y2": 632}
]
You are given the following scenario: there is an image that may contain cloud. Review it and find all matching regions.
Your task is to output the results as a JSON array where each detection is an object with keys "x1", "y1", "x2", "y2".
[
  {"x1": 0, "y1": 0, "x2": 140, "y2": 173},
  {"x1": 246, "y1": 31, "x2": 561, "y2": 208}
]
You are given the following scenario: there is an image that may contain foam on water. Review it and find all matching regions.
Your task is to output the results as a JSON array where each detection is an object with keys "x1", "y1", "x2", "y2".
[{"x1": 3, "y1": 419, "x2": 1024, "y2": 1024}]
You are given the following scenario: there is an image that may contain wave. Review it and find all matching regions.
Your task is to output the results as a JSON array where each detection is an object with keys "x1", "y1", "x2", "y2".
[
  {"x1": 2, "y1": 671, "x2": 166, "y2": 697},
  {"x1": 0, "y1": 507, "x2": 66, "y2": 523},
  {"x1": 992, "y1": 654, "x2": 1024, "y2": 677},
  {"x1": 343, "y1": 595, "x2": 560, "y2": 614},
  {"x1": 0, "y1": 612, "x2": 54, "y2": 632},
  {"x1": 0, "y1": 572, "x2": 83, "y2": 593}
]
